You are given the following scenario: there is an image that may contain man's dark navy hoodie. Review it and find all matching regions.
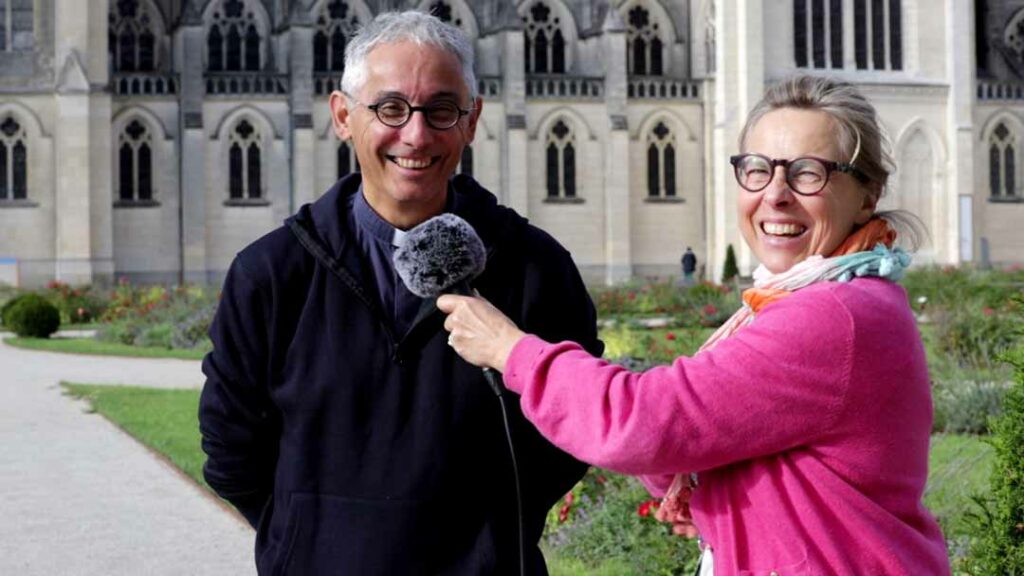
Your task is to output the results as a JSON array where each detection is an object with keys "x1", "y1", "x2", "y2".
[{"x1": 199, "y1": 174, "x2": 603, "y2": 575}]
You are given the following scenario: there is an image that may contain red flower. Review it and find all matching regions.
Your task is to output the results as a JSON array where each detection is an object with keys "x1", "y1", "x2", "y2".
[
  {"x1": 558, "y1": 504, "x2": 571, "y2": 523},
  {"x1": 595, "y1": 475, "x2": 607, "y2": 484},
  {"x1": 665, "y1": 332, "x2": 676, "y2": 341},
  {"x1": 703, "y1": 304, "x2": 718, "y2": 316},
  {"x1": 564, "y1": 492, "x2": 574, "y2": 506},
  {"x1": 636, "y1": 499, "x2": 661, "y2": 518},
  {"x1": 983, "y1": 307, "x2": 994, "y2": 316}
]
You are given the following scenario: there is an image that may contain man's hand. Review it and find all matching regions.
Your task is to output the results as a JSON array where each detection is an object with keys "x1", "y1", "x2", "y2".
[{"x1": 437, "y1": 294, "x2": 526, "y2": 373}]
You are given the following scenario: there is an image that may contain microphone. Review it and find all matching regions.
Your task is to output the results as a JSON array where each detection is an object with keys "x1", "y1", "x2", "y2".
[
  {"x1": 393, "y1": 213, "x2": 486, "y2": 299},
  {"x1": 392, "y1": 213, "x2": 503, "y2": 396}
]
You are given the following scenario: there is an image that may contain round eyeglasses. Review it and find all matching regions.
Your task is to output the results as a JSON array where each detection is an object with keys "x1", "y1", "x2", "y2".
[
  {"x1": 729, "y1": 154, "x2": 869, "y2": 196},
  {"x1": 349, "y1": 94, "x2": 473, "y2": 131}
]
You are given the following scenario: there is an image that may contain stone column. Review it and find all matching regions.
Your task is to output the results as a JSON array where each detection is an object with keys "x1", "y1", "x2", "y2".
[
  {"x1": 53, "y1": 0, "x2": 113, "y2": 284},
  {"x1": 710, "y1": 0, "x2": 763, "y2": 280},
  {"x1": 603, "y1": 8, "x2": 632, "y2": 284},
  {"x1": 500, "y1": 17, "x2": 528, "y2": 215},
  {"x1": 289, "y1": 16, "x2": 316, "y2": 211},
  {"x1": 178, "y1": 2, "x2": 208, "y2": 283},
  {"x1": 946, "y1": 0, "x2": 975, "y2": 264}
]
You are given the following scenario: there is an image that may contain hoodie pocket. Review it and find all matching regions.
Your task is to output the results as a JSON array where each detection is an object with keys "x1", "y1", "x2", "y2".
[{"x1": 274, "y1": 492, "x2": 433, "y2": 576}]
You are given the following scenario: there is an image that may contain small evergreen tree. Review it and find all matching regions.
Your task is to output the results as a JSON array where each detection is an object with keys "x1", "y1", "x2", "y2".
[
  {"x1": 965, "y1": 297, "x2": 1024, "y2": 575},
  {"x1": 722, "y1": 244, "x2": 739, "y2": 284}
]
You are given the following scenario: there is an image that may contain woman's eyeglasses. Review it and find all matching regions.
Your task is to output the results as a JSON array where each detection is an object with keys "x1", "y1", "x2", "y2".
[
  {"x1": 347, "y1": 94, "x2": 472, "y2": 131},
  {"x1": 729, "y1": 154, "x2": 869, "y2": 196}
]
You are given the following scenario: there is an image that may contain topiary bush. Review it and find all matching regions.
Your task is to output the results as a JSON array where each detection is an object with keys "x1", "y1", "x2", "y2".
[
  {"x1": 721, "y1": 244, "x2": 739, "y2": 284},
  {"x1": 5, "y1": 293, "x2": 61, "y2": 338}
]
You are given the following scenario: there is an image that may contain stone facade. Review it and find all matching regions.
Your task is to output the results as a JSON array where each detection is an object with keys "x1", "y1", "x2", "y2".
[{"x1": 0, "y1": 0, "x2": 1020, "y2": 287}]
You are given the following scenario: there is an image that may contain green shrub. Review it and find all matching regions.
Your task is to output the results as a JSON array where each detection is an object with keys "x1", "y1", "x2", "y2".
[
  {"x1": 139, "y1": 322, "x2": 174, "y2": 349},
  {"x1": 544, "y1": 469, "x2": 700, "y2": 575},
  {"x1": 721, "y1": 244, "x2": 739, "y2": 283},
  {"x1": 932, "y1": 379, "x2": 1009, "y2": 435},
  {"x1": 95, "y1": 281, "x2": 216, "y2": 351},
  {"x1": 964, "y1": 347, "x2": 1024, "y2": 574},
  {"x1": 5, "y1": 293, "x2": 61, "y2": 338},
  {"x1": 1, "y1": 292, "x2": 29, "y2": 327},
  {"x1": 932, "y1": 301, "x2": 1022, "y2": 371}
]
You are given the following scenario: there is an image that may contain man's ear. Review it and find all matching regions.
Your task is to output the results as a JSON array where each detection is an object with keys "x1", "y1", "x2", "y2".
[
  {"x1": 329, "y1": 91, "x2": 353, "y2": 141},
  {"x1": 463, "y1": 97, "x2": 483, "y2": 143}
]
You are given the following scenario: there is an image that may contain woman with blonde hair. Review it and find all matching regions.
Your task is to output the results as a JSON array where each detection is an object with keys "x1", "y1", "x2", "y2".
[{"x1": 438, "y1": 75, "x2": 949, "y2": 575}]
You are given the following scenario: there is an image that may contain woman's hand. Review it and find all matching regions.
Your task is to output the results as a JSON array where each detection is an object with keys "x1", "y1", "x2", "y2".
[{"x1": 436, "y1": 294, "x2": 526, "y2": 373}]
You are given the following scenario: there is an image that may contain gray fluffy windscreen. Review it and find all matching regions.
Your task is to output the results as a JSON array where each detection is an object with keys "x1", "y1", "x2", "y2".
[{"x1": 393, "y1": 213, "x2": 487, "y2": 298}]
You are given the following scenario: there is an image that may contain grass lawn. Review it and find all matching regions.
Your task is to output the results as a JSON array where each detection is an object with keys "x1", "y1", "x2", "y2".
[
  {"x1": 62, "y1": 383, "x2": 207, "y2": 489},
  {"x1": 64, "y1": 383, "x2": 993, "y2": 573},
  {"x1": 6, "y1": 337, "x2": 206, "y2": 360}
]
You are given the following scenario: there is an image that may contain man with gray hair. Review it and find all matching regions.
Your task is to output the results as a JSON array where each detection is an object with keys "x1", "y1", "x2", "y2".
[{"x1": 199, "y1": 10, "x2": 601, "y2": 575}]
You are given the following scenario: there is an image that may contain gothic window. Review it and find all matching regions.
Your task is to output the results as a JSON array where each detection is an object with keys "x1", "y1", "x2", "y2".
[
  {"x1": 314, "y1": 0, "x2": 359, "y2": 73},
  {"x1": 229, "y1": 119, "x2": 262, "y2": 200},
  {"x1": 117, "y1": 120, "x2": 155, "y2": 203},
  {"x1": 1, "y1": 0, "x2": 34, "y2": 52},
  {"x1": 546, "y1": 120, "x2": 576, "y2": 199},
  {"x1": 337, "y1": 141, "x2": 360, "y2": 180},
  {"x1": 625, "y1": 4, "x2": 665, "y2": 76},
  {"x1": 989, "y1": 123, "x2": 1016, "y2": 198},
  {"x1": 208, "y1": 0, "x2": 263, "y2": 72},
  {"x1": 110, "y1": 0, "x2": 159, "y2": 72},
  {"x1": 460, "y1": 145, "x2": 473, "y2": 178},
  {"x1": 428, "y1": 1, "x2": 463, "y2": 27},
  {"x1": 647, "y1": 122, "x2": 677, "y2": 198},
  {"x1": 0, "y1": 116, "x2": 27, "y2": 201},
  {"x1": 853, "y1": 0, "x2": 902, "y2": 70},
  {"x1": 523, "y1": 2, "x2": 566, "y2": 74},
  {"x1": 794, "y1": 0, "x2": 843, "y2": 69}
]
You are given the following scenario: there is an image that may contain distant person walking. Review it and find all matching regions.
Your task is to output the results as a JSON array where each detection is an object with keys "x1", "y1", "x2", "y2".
[{"x1": 681, "y1": 247, "x2": 697, "y2": 283}]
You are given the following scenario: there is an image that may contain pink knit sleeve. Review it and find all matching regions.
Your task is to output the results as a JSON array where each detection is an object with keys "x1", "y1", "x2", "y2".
[{"x1": 502, "y1": 287, "x2": 856, "y2": 476}]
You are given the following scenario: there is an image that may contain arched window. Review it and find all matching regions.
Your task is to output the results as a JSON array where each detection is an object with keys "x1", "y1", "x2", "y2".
[
  {"x1": 0, "y1": 116, "x2": 28, "y2": 201},
  {"x1": 545, "y1": 120, "x2": 576, "y2": 199},
  {"x1": 314, "y1": 0, "x2": 359, "y2": 73},
  {"x1": 116, "y1": 119, "x2": 155, "y2": 203},
  {"x1": 337, "y1": 141, "x2": 360, "y2": 180},
  {"x1": 853, "y1": 0, "x2": 902, "y2": 70},
  {"x1": 990, "y1": 122, "x2": 1016, "y2": 198},
  {"x1": 229, "y1": 119, "x2": 262, "y2": 200},
  {"x1": 523, "y1": 2, "x2": 566, "y2": 74},
  {"x1": 647, "y1": 121, "x2": 677, "y2": 198},
  {"x1": 625, "y1": 4, "x2": 665, "y2": 76},
  {"x1": 110, "y1": 0, "x2": 160, "y2": 72},
  {"x1": 794, "y1": 0, "x2": 843, "y2": 69},
  {"x1": 460, "y1": 145, "x2": 473, "y2": 178},
  {"x1": 208, "y1": 0, "x2": 263, "y2": 72},
  {"x1": 1, "y1": 0, "x2": 35, "y2": 51}
]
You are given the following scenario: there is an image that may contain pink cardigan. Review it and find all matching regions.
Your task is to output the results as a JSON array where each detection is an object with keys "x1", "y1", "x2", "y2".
[{"x1": 504, "y1": 278, "x2": 950, "y2": 575}]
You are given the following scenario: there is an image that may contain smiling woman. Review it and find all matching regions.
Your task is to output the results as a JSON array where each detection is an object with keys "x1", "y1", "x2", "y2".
[{"x1": 438, "y1": 75, "x2": 951, "y2": 575}]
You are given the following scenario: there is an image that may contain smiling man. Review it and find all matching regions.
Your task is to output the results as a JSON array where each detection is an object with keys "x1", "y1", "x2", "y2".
[{"x1": 198, "y1": 11, "x2": 602, "y2": 576}]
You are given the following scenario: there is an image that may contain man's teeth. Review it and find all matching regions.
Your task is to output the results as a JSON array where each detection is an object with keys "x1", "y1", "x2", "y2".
[
  {"x1": 762, "y1": 222, "x2": 806, "y2": 236},
  {"x1": 395, "y1": 157, "x2": 432, "y2": 169}
]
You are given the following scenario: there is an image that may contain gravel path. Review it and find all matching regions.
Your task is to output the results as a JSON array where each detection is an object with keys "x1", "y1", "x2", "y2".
[{"x1": 0, "y1": 336, "x2": 255, "y2": 575}]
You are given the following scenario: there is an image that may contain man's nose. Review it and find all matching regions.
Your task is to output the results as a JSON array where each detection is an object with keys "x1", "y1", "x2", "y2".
[{"x1": 399, "y1": 111, "x2": 435, "y2": 146}]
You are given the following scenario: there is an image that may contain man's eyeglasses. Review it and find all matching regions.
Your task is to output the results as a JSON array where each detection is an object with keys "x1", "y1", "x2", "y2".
[
  {"x1": 729, "y1": 154, "x2": 869, "y2": 196},
  {"x1": 348, "y1": 94, "x2": 473, "y2": 130}
]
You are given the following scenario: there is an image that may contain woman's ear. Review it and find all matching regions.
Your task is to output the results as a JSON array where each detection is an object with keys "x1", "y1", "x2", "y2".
[{"x1": 855, "y1": 185, "x2": 882, "y2": 225}]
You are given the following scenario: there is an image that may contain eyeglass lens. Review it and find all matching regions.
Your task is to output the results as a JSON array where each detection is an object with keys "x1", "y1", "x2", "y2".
[
  {"x1": 735, "y1": 156, "x2": 829, "y2": 194},
  {"x1": 374, "y1": 97, "x2": 462, "y2": 129}
]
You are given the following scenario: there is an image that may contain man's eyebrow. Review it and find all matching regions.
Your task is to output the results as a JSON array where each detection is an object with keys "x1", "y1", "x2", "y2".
[{"x1": 371, "y1": 90, "x2": 463, "y2": 103}]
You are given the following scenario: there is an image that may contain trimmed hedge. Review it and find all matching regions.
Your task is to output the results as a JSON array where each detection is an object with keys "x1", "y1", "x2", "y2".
[{"x1": 4, "y1": 294, "x2": 61, "y2": 338}]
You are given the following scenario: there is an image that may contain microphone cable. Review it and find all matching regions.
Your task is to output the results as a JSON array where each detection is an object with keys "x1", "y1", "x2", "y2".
[{"x1": 483, "y1": 369, "x2": 525, "y2": 576}]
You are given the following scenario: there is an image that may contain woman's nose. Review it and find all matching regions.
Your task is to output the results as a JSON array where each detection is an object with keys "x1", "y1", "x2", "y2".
[{"x1": 763, "y1": 166, "x2": 795, "y2": 206}]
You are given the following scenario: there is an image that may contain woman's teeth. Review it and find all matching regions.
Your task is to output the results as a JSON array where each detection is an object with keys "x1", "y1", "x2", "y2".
[
  {"x1": 762, "y1": 222, "x2": 806, "y2": 236},
  {"x1": 394, "y1": 157, "x2": 432, "y2": 169}
]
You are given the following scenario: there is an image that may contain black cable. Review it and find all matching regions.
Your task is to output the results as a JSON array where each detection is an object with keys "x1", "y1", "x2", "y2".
[{"x1": 484, "y1": 369, "x2": 525, "y2": 576}]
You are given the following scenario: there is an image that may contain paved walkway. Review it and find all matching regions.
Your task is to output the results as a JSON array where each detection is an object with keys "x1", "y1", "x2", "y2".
[{"x1": 0, "y1": 336, "x2": 255, "y2": 575}]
